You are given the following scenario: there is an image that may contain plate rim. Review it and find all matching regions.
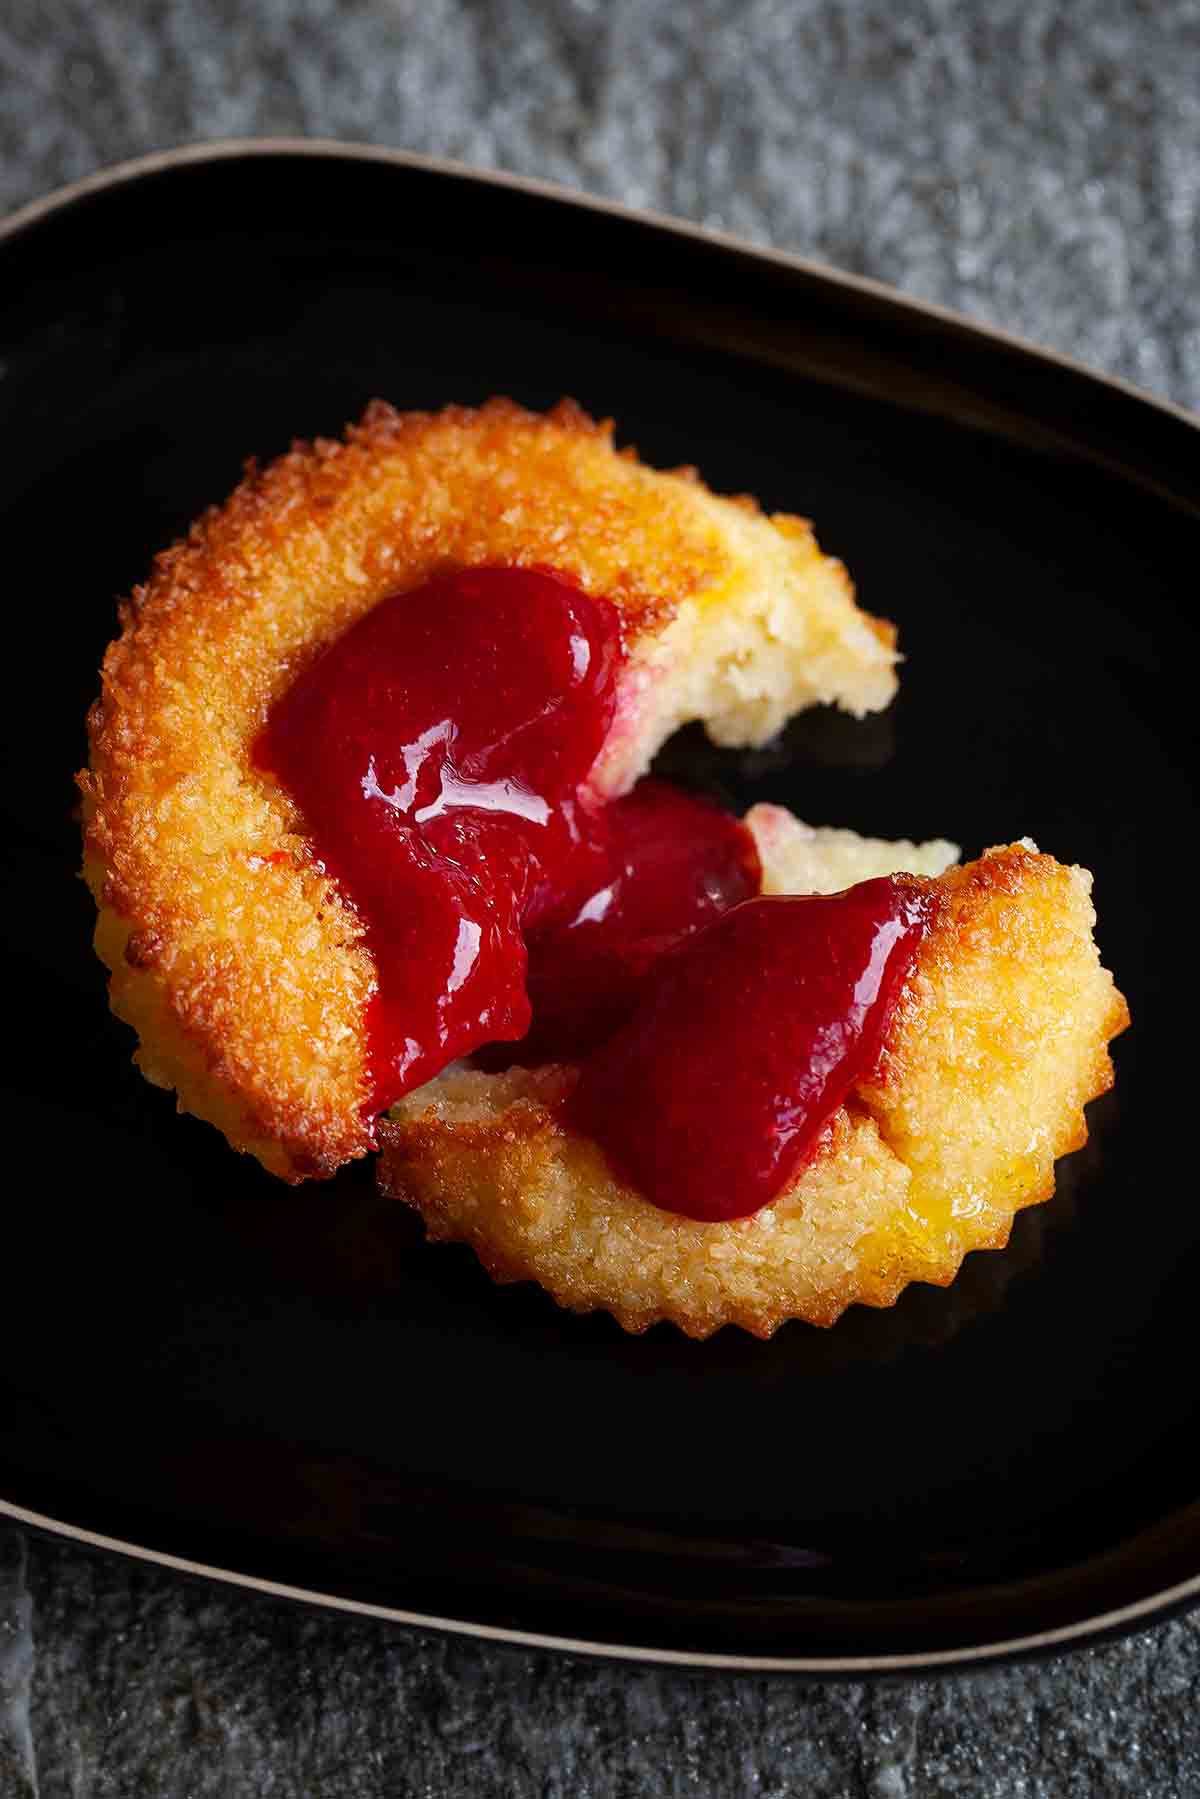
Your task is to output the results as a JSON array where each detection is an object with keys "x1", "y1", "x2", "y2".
[
  {"x1": 2, "y1": 134, "x2": 1196, "y2": 439},
  {"x1": 3, "y1": 136, "x2": 1197, "y2": 1675},
  {"x1": 7, "y1": 1493, "x2": 1200, "y2": 1675}
]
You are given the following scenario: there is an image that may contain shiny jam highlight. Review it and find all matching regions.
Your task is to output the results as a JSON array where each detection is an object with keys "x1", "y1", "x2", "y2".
[
  {"x1": 256, "y1": 566, "x2": 929, "y2": 1221},
  {"x1": 570, "y1": 880, "x2": 931, "y2": 1221}
]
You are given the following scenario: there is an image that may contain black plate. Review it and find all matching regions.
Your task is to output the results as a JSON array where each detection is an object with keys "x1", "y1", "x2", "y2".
[{"x1": 1, "y1": 142, "x2": 1196, "y2": 1674}]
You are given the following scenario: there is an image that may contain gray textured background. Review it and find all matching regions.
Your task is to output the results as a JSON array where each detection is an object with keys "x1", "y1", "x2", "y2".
[{"x1": 2, "y1": 1, "x2": 1199, "y2": 1793}]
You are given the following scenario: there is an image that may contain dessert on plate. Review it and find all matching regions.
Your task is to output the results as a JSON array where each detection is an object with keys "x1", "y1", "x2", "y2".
[{"x1": 79, "y1": 399, "x2": 1127, "y2": 1333}]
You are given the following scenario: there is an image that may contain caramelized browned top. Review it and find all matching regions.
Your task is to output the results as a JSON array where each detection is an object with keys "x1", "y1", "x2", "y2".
[{"x1": 78, "y1": 399, "x2": 800, "y2": 1177}]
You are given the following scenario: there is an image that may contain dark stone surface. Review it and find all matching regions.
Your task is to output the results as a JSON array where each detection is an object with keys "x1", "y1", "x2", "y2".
[
  {"x1": 2, "y1": 0, "x2": 1198, "y2": 410},
  {"x1": 2, "y1": 1, "x2": 1198, "y2": 1791},
  {"x1": 4, "y1": 1533, "x2": 1200, "y2": 1797}
]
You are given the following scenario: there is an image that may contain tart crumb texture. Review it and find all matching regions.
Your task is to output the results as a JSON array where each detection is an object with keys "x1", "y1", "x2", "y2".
[
  {"x1": 79, "y1": 399, "x2": 897, "y2": 1180},
  {"x1": 745, "y1": 804, "x2": 959, "y2": 891},
  {"x1": 379, "y1": 844, "x2": 1128, "y2": 1338}
]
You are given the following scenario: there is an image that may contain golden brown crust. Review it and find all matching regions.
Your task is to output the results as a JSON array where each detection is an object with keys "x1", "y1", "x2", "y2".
[
  {"x1": 378, "y1": 846, "x2": 1128, "y2": 1337},
  {"x1": 80, "y1": 398, "x2": 894, "y2": 1179}
]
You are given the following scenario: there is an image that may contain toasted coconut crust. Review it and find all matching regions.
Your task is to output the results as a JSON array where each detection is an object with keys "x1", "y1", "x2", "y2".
[
  {"x1": 378, "y1": 846, "x2": 1129, "y2": 1337},
  {"x1": 79, "y1": 399, "x2": 896, "y2": 1179}
]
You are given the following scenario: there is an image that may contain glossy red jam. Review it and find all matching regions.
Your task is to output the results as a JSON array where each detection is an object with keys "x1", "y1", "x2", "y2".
[
  {"x1": 570, "y1": 880, "x2": 932, "y2": 1221},
  {"x1": 255, "y1": 567, "x2": 624, "y2": 1109},
  {"x1": 496, "y1": 778, "x2": 761, "y2": 1066},
  {"x1": 258, "y1": 564, "x2": 930, "y2": 1221}
]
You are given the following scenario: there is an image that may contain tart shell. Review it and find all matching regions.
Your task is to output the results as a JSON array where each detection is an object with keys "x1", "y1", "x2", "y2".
[
  {"x1": 79, "y1": 399, "x2": 897, "y2": 1179},
  {"x1": 379, "y1": 846, "x2": 1128, "y2": 1337}
]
